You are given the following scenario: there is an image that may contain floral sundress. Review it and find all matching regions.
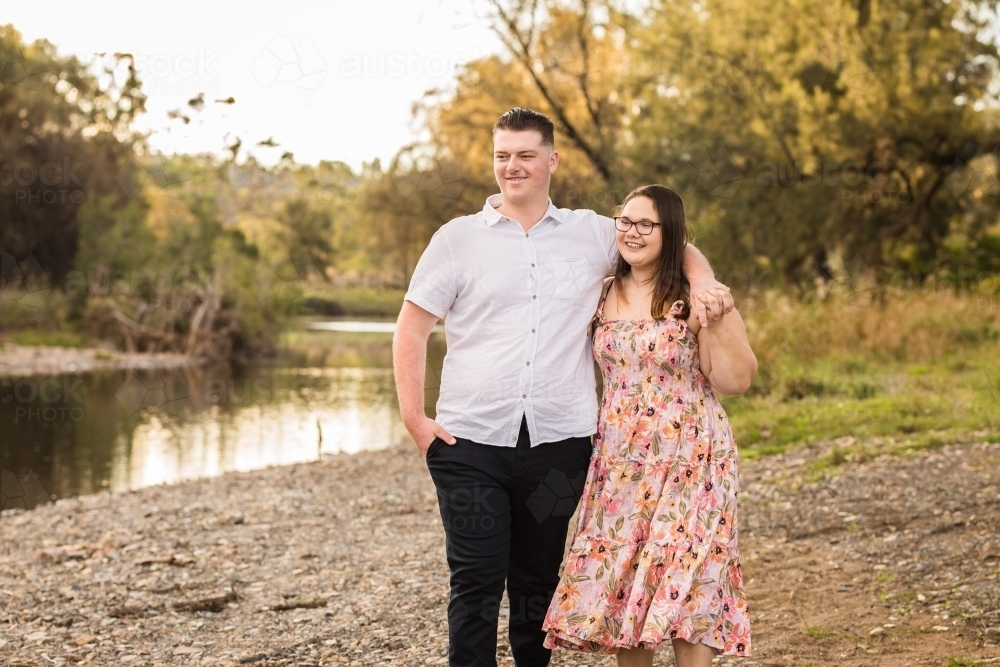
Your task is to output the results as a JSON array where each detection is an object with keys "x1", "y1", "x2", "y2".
[{"x1": 542, "y1": 283, "x2": 751, "y2": 656}]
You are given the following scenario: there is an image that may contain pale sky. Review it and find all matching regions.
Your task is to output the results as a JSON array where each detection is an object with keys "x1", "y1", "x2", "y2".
[{"x1": 7, "y1": 0, "x2": 502, "y2": 169}]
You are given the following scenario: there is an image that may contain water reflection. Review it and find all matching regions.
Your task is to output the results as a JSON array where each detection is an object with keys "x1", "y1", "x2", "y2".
[{"x1": 0, "y1": 323, "x2": 446, "y2": 510}]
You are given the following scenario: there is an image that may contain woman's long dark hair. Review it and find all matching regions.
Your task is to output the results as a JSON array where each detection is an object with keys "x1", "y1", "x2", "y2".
[{"x1": 612, "y1": 184, "x2": 690, "y2": 320}]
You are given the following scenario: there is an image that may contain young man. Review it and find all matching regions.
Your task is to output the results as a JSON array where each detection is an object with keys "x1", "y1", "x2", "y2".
[{"x1": 393, "y1": 108, "x2": 732, "y2": 667}]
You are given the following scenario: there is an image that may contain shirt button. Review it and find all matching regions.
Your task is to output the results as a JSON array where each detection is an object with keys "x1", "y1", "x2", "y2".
[
  {"x1": 525, "y1": 232, "x2": 529, "y2": 237},
  {"x1": 531, "y1": 328, "x2": 536, "y2": 333},
  {"x1": 531, "y1": 263, "x2": 535, "y2": 267},
  {"x1": 522, "y1": 394, "x2": 527, "y2": 399},
  {"x1": 532, "y1": 294, "x2": 537, "y2": 299},
  {"x1": 526, "y1": 361, "x2": 531, "y2": 366}
]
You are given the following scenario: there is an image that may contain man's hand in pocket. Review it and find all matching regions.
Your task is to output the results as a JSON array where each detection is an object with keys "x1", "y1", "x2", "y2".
[{"x1": 405, "y1": 415, "x2": 456, "y2": 456}]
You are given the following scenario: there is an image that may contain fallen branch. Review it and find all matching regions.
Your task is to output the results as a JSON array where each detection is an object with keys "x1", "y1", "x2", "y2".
[
  {"x1": 266, "y1": 598, "x2": 328, "y2": 612},
  {"x1": 172, "y1": 589, "x2": 238, "y2": 613},
  {"x1": 109, "y1": 603, "x2": 161, "y2": 618},
  {"x1": 149, "y1": 583, "x2": 181, "y2": 594},
  {"x1": 136, "y1": 554, "x2": 195, "y2": 567},
  {"x1": 36, "y1": 544, "x2": 95, "y2": 563}
]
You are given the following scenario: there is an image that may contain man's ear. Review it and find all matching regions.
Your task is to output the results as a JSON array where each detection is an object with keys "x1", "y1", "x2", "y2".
[{"x1": 549, "y1": 149, "x2": 559, "y2": 174}]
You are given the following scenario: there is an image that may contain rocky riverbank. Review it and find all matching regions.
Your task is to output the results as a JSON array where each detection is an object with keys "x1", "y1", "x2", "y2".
[
  {"x1": 0, "y1": 344, "x2": 205, "y2": 379},
  {"x1": 1, "y1": 442, "x2": 998, "y2": 666}
]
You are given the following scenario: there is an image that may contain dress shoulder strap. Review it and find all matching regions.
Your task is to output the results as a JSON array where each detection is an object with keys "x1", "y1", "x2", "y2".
[
  {"x1": 596, "y1": 276, "x2": 614, "y2": 320},
  {"x1": 588, "y1": 277, "x2": 615, "y2": 342}
]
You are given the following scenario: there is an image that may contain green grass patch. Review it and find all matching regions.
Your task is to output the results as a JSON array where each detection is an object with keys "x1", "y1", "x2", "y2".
[
  {"x1": 722, "y1": 287, "x2": 1000, "y2": 463},
  {"x1": 947, "y1": 658, "x2": 983, "y2": 667},
  {"x1": 722, "y1": 342, "x2": 999, "y2": 462},
  {"x1": 804, "y1": 625, "x2": 832, "y2": 639},
  {"x1": 10, "y1": 329, "x2": 84, "y2": 348}
]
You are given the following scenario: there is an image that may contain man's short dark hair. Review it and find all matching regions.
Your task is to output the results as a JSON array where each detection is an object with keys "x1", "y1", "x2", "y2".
[{"x1": 493, "y1": 107, "x2": 555, "y2": 148}]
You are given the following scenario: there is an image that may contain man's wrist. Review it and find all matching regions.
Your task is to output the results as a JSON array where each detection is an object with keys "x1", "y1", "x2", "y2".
[
  {"x1": 683, "y1": 243, "x2": 715, "y2": 284},
  {"x1": 689, "y1": 277, "x2": 717, "y2": 292},
  {"x1": 402, "y1": 410, "x2": 427, "y2": 427}
]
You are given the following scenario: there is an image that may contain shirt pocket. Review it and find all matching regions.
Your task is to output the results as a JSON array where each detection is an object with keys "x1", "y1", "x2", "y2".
[{"x1": 546, "y1": 255, "x2": 592, "y2": 300}]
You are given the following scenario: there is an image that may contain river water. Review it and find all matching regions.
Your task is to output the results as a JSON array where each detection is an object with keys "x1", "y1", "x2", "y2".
[{"x1": 0, "y1": 321, "x2": 446, "y2": 510}]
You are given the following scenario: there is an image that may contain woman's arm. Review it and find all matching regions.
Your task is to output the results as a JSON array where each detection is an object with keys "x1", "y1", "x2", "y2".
[
  {"x1": 697, "y1": 307, "x2": 757, "y2": 395},
  {"x1": 683, "y1": 244, "x2": 734, "y2": 327}
]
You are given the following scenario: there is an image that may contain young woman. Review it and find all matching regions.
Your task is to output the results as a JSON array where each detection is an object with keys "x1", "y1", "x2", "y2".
[{"x1": 542, "y1": 185, "x2": 757, "y2": 667}]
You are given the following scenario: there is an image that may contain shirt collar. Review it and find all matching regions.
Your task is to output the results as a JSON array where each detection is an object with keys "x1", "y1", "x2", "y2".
[{"x1": 483, "y1": 194, "x2": 564, "y2": 226}]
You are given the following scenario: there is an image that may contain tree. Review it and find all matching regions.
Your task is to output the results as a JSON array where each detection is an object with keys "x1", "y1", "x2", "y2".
[
  {"x1": 626, "y1": 0, "x2": 1000, "y2": 284},
  {"x1": 277, "y1": 198, "x2": 335, "y2": 279},
  {"x1": 390, "y1": 0, "x2": 1000, "y2": 288},
  {"x1": 0, "y1": 25, "x2": 145, "y2": 284}
]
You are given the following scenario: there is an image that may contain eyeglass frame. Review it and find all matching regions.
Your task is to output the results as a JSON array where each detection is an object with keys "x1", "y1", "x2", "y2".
[{"x1": 613, "y1": 216, "x2": 661, "y2": 236}]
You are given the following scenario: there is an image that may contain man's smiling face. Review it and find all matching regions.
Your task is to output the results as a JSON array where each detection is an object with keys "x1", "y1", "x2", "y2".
[{"x1": 493, "y1": 129, "x2": 558, "y2": 206}]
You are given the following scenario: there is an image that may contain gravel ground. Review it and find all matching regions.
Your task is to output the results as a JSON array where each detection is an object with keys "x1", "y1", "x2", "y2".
[{"x1": 1, "y1": 441, "x2": 998, "y2": 667}]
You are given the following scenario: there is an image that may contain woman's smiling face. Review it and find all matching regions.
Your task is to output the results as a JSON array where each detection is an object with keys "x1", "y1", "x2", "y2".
[{"x1": 616, "y1": 195, "x2": 662, "y2": 272}]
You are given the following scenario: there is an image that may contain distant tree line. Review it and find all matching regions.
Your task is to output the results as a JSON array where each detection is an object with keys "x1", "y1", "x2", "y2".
[{"x1": 1, "y1": 1, "x2": 998, "y2": 353}]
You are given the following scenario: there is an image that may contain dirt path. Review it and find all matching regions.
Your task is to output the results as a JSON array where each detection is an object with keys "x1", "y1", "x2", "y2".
[
  {"x1": 1, "y1": 442, "x2": 997, "y2": 666},
  {"x1": 716, "y1": 442, "x2": 1000, "y2": 667}
]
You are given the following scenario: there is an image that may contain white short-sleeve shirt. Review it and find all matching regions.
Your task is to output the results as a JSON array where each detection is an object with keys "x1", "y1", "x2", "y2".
[{"x1": 404, "y1": 194, "x2": 617, "y2": 447}]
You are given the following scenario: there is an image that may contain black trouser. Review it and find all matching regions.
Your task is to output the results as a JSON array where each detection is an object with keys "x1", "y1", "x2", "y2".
[{"x1": 425, "y1": 417, "x2": 593, "y2": 667}]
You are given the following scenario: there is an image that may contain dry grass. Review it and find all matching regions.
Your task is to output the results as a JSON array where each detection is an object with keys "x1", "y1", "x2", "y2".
[{"x1": 724, "y1": 286, "x2": 1000, "y2": 459}]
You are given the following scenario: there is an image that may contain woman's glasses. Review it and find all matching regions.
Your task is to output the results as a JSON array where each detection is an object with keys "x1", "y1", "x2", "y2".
[{"x1": 613, "y1": 216, "x2": 660, "y2": 235}]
